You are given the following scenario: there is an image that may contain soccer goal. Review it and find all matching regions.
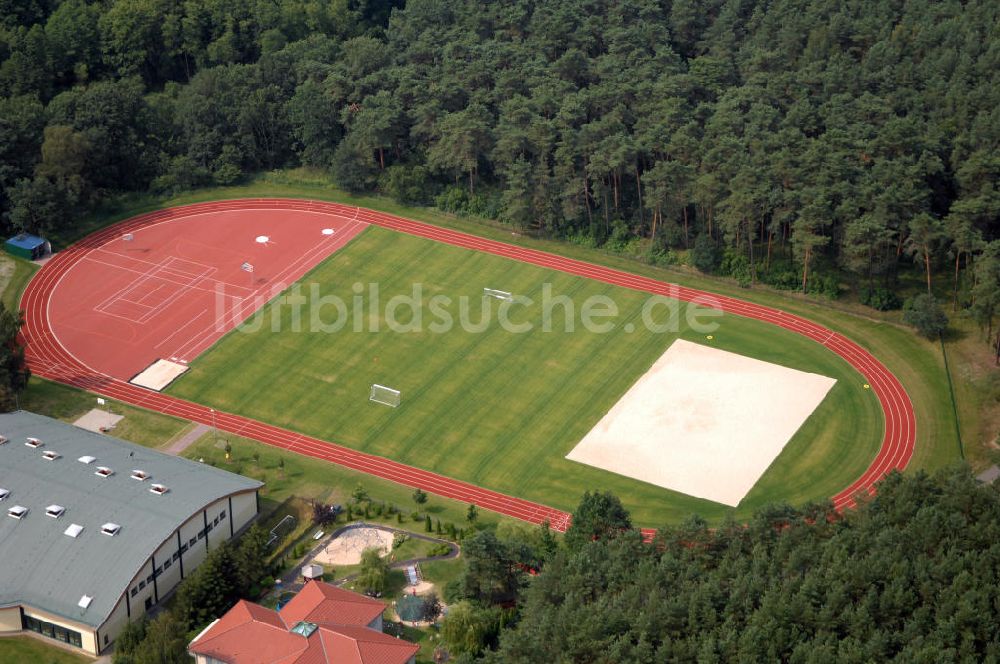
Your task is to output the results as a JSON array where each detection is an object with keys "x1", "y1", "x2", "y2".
[
  {"x1": 484, "y1": 287, "x2": 513, "y2": 301},
  {"x1": 369, "y1": 384, "x2": 401, "y2": 408}
]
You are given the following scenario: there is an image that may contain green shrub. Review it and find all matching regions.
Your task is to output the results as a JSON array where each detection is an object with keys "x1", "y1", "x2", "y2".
[
  {"x1": 860, "y1": 286, "x2": 902, "y2": 311},
  {"x1": 903, "y1": 294, "x2": 948, "y2": 339},
  {"x1": 690, "y1": 234, "x2": 721, "y2": 273},
  {"x1": 380, "y1": 164, "x2": 433, "y2": 205},
  {"x1": 720, "y1": 249, "x2": 752, "y2": 287}
]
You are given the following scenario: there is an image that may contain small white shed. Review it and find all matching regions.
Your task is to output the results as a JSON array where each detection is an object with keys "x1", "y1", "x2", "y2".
[{"x1": 302, "y1": 563, "x2": 324, "y2": 580}]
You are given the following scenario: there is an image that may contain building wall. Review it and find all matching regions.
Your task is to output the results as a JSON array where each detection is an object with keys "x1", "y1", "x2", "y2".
[
  {"x1": 101, "y1": 489, "x2": 259, "y2": 653},
  {"x1": 193, "y1": 655, "x2": 230, "y2": 664},
  {"x1": 0, "y1": 607, "x2": 21, "y2": 633},
  {"x1": 20, "y1": 605, "x2": 97, "y2": 654}
]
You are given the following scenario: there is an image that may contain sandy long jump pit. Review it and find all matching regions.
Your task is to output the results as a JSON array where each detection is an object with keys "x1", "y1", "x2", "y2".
[{"x1": 566, "y1": 339, "x2": 836, "y2": 506}]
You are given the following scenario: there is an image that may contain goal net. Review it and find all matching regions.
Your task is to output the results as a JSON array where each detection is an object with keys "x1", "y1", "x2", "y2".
[
  {"x1": 484, "y1": 288, "x2": 513, "y2": 302},
  {"x1": 369, "y1": 384, "x2": 401, "y2": 408}
]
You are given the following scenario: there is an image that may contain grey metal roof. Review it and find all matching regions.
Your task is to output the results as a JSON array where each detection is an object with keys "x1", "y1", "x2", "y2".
[{"x1": 0, "y1": 411, "x2": 261, "y2": 628}]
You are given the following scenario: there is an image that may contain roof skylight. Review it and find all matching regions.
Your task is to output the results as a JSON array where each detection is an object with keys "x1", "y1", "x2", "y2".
[
  {"x1": 64, "y1": 523, "x2": 83, "y2": 538},
  {"x1": 78, "y1": 455, "x2": 96, "y2": 464},
  {"x1": 95, "y1": 466, "x2": 114, "y2": 478},
  {"x1": 101, "y1": 522, "x2": 121, "y2": 536},
  {"x1": 42, "y1": 450, "x2": 61, "y2": 461},
  {"x1": 0, "y1": 435, "x2": 8, "y2": 445},
  {"x1": 7, "y1": 505, "x2": 28, "y2": 520},
  {"x1": 0, "y1": 488, "x2": 8, "y2": 501},
  {"x1": 78, "y1": 595, "x2": 93, "y2": 609},
  {"x1": 149, "y1": 484, "x2": 168, "y2": 495},
  {"x1": 25, "y1": 437, "x2": 42, "y2": 448},
  {"x1": 130, "y1": 470, "x2": 150, "y2": 481},
  {"x1": 290, "y1": 622, "x2": 318, "y2": 638},
  {"x1": 46, "y1": 505, "x2": 65, "y2": 518}
]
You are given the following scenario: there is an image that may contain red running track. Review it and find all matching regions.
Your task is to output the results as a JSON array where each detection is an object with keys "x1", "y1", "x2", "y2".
[{"x1": 19, "y1": 199, "x2": 916, "y2": 537}]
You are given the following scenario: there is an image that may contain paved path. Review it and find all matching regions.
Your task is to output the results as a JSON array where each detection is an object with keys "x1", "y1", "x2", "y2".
[
  {"x1": 19, "y1": 199, "x2": 917, "y2": 539},
  {"x1": 164, "y1": 422, "x2": 211, "y2": 455}
]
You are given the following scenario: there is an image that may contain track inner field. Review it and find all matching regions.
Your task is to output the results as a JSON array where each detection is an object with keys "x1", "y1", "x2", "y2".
[{"x1": 20, "y1": 199, "x2": 916, "y2": 535}]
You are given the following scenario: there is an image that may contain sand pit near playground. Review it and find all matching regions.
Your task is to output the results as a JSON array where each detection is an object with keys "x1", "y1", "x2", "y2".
[
  {"x1": 566, "y1": 339, "x2": 836, "y2": 506},
  {"x1": 313, "y1": 527, "x2": 394, "y2": 566}
]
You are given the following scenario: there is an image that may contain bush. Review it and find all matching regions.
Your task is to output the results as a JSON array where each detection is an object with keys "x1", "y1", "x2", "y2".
[
  {"x1": 860, "y1": 286, "x2": 902, "y2": 311},
  {"x1": 392, "y1": 532, "x2": 409, "y2": 549},
  {"x1": 312, "y1": 502, "x2": 341, "y2": 526},
  {"x1": 690, "y1": 234, "x2": 721, "y2": 273},
  {"x1": 434, "y1": 185, "x2": 500, "y2": 218},
  {"x1": 435, "y1": 185, "x2": 468, "y2": 213},
  {"x1": 380, "y1": 164, "x2": 433, "y2": 205},
  {"x1": 720, "y1": 249, "x2": 752, "y2": 287},
  {"x1": 566, "y1": 231, "x2": 599, "y2": 249},
  {"x1": 428, "y1": 543, "x2": 451, "y2": 557},
  {"x1": 903, "y1": 294, "x2": 949, "y2": 339}
]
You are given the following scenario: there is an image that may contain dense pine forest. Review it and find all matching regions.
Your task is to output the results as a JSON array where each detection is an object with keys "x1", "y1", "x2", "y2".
[
  {"x1": 437, "y1": 469, "x2": 1000, "y2": 662},
  {"x1": 1, "y1": 0, "x2": 999, "y2": 348}
]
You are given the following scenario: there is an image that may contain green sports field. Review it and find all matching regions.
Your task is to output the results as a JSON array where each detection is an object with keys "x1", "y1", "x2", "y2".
[{"x1": 169, "y1": 226, "x2": 882, "y2": 525}]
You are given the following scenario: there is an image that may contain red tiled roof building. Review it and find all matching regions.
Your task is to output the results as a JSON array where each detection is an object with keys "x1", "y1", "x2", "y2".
[{"x1": 188, "y1": 580, "x2": 418, "y2": 664}]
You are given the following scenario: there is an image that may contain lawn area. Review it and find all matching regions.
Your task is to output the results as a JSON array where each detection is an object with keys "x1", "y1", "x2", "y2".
[
  {"x1": 0, "y1": 253, "x2": 37, "y2": 312},
  {"x1": 170, "y1": 225, "x2": 881, "y2": 526},
  {"x1": 183, "y1": 431, "x2": 516, "y2": 531},
  {"x1": 0, "y1": 636, "x2": 92, "y2": 664},
  {"x1": 19, "y1": 377, "x2": 192, "y2": 449}
]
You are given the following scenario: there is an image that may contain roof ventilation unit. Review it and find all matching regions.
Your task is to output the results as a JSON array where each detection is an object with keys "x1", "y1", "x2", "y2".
[
  {"x1": 130, "y1": 470, "x2": 150, "y2": 481},
  {"x1": 7, "y1": 505, "x2": 28, "y2": 520},
  {"x1": 42, "y1": 450, "x2": 61, "y2": 461},
  {"x1": 101, "y1": 523, "x2": 121, "y2": 537},
  {"x1": 95, "y1": 466, "x2": 114, "y2": 478},
  {"x1": 149, "y1": 483, "x2": 169, "y2": 496},
  {"x1": 46, "y1": 505, "x2": 66, "y2": 518},
  {"x1": 25, "y1": 437, "x2": 42, "y2": 448}
]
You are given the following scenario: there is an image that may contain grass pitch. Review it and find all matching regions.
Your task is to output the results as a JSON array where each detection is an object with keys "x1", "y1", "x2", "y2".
[{"x1": 169, "y1": 226, "x2": 881, "y2": 525}]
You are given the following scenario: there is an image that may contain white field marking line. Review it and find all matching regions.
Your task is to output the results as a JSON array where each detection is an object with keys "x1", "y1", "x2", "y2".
[
  {"x1": 154, "y1": 309, "x2": 214, "y2": 351},
  {"x1": 130, "y1": 260, "x2": 217, "y2": 324},
  {"x1": 132, "y1": 282, "x2": 173, "y2": 307},
  {"x1": 95, "y1": 257, "x2": 216, "y2": 324},
  {"x1": 167, "y1": 219, "x2": 367, "y2": 361},
  {"x1": 82, "y1": 254, "x2": 248, "y2": 297},
  {"x1": 89, "y1": 247, "x2": 257, "y2": 295},
  {"x1": 116, "y1": 295, "x2": 156, "y2": 309},
  {"x1": 93, "y1": 256, "x2": 174, "y2": 314}
]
